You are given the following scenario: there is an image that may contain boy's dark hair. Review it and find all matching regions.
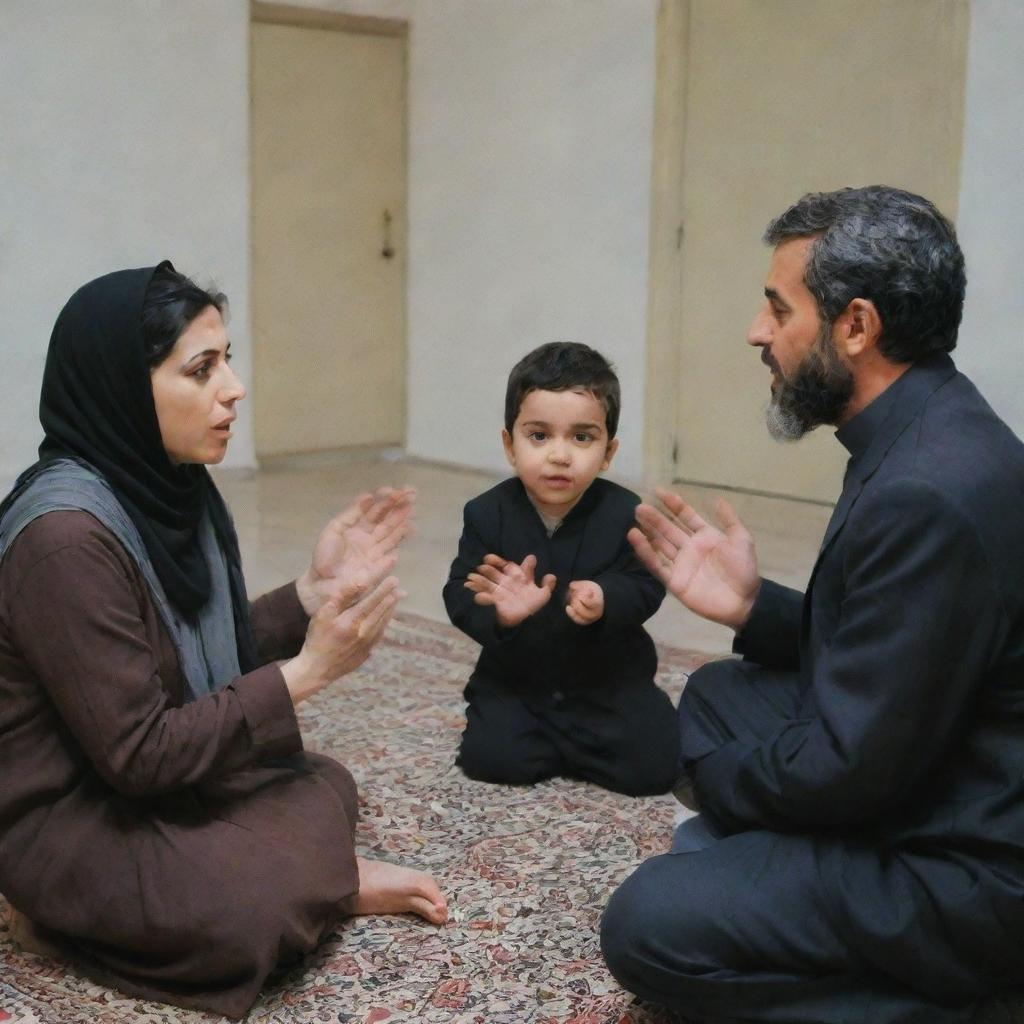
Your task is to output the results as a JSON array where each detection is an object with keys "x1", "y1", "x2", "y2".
[{"x1": 504, "y1": 342, "x2": 621, "y2": 439}]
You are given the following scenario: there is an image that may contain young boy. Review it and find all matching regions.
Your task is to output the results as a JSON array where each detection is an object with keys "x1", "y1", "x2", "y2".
[{"x1": 443, "y1": 342, "x2": 679, "y2": 796}]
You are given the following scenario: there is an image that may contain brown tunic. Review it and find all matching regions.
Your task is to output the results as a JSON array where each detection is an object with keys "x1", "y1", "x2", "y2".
[{"x1": 0, "y1": 511, "x2": 360, "y2": 1018}]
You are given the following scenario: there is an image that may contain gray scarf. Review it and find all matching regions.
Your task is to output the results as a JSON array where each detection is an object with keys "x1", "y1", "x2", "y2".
[{"x1": 0, "y1": 459, "x2": 239, "y2": 700}]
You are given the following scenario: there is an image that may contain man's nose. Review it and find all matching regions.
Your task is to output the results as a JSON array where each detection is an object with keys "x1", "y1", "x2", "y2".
[
  {"x1": 548, "y1": 442, "x2": 571, "y2": 464},
  {"x1": 747, "y1": 306, "x2": 772, "y2": 347}
]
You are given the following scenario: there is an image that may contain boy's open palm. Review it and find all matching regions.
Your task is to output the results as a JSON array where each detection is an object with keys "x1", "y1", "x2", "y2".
[{"x1": 464, "y1": 553, "x2": 556, "y2": 627}]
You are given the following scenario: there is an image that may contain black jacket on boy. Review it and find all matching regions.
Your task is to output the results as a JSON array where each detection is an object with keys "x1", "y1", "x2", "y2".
[{"x1": 444, "y1": 476, "x2": 678, "y2": 795}]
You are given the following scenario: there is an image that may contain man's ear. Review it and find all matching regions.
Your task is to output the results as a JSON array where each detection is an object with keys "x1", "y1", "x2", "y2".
[
  {"x1": 501, "y1": 428, "x2": 516, "y2": 468},
  {"x1": 834, "y1": 298, "x2": 882, "y2": 358},
  {"x1": 601, "y1": 437, "x2": 620, "y2": 471}
]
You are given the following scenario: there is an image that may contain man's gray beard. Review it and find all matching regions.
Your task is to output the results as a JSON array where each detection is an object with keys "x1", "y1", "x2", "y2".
[
  {"x1": 765, "y1": 399, "x2": 809, "y2": 441},
  {"x1": 765, "y1": 325, "x2": 855, "y2": 441}
]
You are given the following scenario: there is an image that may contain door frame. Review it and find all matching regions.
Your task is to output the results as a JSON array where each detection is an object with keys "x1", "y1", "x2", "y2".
[{"x1": 643, "y1": 0, "x2": 689, "y2": 490}]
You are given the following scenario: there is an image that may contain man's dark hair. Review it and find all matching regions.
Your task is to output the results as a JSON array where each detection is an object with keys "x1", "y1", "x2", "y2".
[
  {"x1": 764, "y1": 185, "x2": 966, "y2": 363},
  {"x1": 141, "y1": 262, "x2": 228, "y2": 368},
  {"x1": 504, "y1": 342, "x2": 621, "y2": 439}
]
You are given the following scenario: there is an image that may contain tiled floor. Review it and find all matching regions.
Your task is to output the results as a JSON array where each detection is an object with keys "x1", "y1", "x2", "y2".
[{"x1": 213, "y1": 449, "x2": 833, "y2": 655}]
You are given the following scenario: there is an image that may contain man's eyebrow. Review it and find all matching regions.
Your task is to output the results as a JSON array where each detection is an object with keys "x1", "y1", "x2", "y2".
[
  {"x1": 521, "y1": 420, "x2": 550, "y2": 428},
  {"x1": 765, "y1": 287, "x2": 790, "y2": 309},
  {"x1": 571, "y1": 422, "x2": 603, "y2": 432}
]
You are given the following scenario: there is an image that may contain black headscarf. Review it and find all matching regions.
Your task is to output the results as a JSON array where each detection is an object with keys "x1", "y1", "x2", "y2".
[{"x1": 14, "y1": 263, "x2": 257, "y2": 670}]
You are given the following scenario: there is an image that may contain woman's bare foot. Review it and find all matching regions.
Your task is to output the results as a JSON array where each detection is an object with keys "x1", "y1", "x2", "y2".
[{"x1": 343, "y1": 857, "x2": 448, "y2": 925}]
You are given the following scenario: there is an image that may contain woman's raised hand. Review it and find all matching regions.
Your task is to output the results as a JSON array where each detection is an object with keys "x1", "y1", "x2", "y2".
[
  {"x1": 282, "y1": 576, "x2": 401, "y2": 704},
  {"x1": 296, "y1": 487, "x2": 415, "y2": 616},
  {"x1": 628, "y1": 488, "x2": 761, "y2": 631}
]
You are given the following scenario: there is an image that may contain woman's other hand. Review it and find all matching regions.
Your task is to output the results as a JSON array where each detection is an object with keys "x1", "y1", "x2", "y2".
[
  {"x1": 282, "y1": 576, "x2": 402, "y2": 704},
  {"x1": 296, "y1": 486, "x2": 415, "y2": 616}
]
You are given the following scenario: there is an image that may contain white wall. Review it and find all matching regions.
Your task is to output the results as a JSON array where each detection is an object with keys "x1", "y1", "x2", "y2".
[
  {"x1": 1, "y1": 0, "x2": 656, "y2": 488},
  {"x1": 955, "y1": 0, "x2": 1024, "y2": 438},
  {"x1": 405, "y1": 0, "x2": 658, "y2": 483},
  {"x1": 0, "y1": 0, "x2": 253, "y2": 486},
  {"x1": 3, "y1": 0, "x2": 1019, "y2": 495}
]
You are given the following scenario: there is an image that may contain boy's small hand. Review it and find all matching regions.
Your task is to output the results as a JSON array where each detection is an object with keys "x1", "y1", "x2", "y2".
[
  {"x1": 464, "y1": 553, "x2": 556, "y2": 627},
  {"x1": 566, "y1": 580, "x2": 604, "y2": 625}
]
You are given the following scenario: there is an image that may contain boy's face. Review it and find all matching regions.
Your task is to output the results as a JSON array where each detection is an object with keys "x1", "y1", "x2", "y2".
[{"x1": 502, "y1": 388, "x2": 619, "y2": 519}]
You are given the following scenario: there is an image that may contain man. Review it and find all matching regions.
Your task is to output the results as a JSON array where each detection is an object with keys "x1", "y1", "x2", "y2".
[{"x1": 600, "y1": 186, "x2": 1024, "y2": 1024}]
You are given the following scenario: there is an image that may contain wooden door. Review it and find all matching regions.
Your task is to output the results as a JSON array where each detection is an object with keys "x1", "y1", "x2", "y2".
[{"x1": 251, "y1": 14, "x2": 407, "y2": 457}]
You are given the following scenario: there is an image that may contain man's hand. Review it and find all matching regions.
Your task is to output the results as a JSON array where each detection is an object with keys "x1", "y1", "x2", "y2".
[
  {"x1": 296, "y1": 487, "x2": 415, "y2": 617},
  {"x1": 464, "y1": 553, "x2": 556, "y2": 628},
  {"x1": 629, "y1": 487, "x2": 760, "y2": 631},
  {"x1": 566, "y1": 580, "x2": 604, "y2": 625}
]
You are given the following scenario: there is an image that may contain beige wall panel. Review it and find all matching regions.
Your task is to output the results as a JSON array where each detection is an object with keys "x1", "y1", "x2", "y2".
[
  {"x1": 673, "y1": 0, "x2": 968, "y2": 502},
  {"x1": 251, "y1": 22, "x2": 406, "y2": 457}
]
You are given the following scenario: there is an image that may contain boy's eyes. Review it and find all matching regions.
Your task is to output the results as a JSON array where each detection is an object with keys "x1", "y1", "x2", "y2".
[{"x1": 525, "y1": 430, "x2": 596, "y2": 444}]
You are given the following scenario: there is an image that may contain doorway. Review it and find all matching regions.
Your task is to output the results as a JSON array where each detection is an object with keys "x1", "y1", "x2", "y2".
[{"x1": 250, "y1": 4, "x2": 408, "y2": 458}]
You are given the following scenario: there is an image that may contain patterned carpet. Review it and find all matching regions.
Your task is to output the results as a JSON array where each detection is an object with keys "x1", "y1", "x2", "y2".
[{"x1": 0, "y1": 612, "x2": 707, "y2": 1024}]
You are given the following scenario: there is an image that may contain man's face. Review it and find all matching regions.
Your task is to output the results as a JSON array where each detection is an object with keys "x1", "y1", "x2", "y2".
[{"x1": 747, "y1": 237, "x2": 854, "y2": 440}]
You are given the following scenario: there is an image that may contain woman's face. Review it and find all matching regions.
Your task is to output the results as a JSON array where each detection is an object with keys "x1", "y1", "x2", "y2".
[{"x1": 150, "y1": 305, "x2": 246, "y2": 465}]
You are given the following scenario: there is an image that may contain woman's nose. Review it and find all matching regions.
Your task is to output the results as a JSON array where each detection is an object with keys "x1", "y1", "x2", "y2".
[{"x1": 220, "y1": 364, "x2": 247, "y2": 404}]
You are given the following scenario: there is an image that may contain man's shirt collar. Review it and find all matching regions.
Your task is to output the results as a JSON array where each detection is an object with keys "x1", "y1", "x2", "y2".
[{"x1": 835, "y1": 369, "x2": 908, "y2": 461}]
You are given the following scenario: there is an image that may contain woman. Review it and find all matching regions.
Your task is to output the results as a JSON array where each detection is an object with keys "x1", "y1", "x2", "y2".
[{"x1": 0, "y1": 263, "x2": 447, "y2": 1018}]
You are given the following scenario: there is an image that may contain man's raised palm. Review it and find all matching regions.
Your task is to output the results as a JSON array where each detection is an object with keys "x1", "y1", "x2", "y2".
[{"x1": 629, "y1": 488, "x2": 760, "y2": 630}]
